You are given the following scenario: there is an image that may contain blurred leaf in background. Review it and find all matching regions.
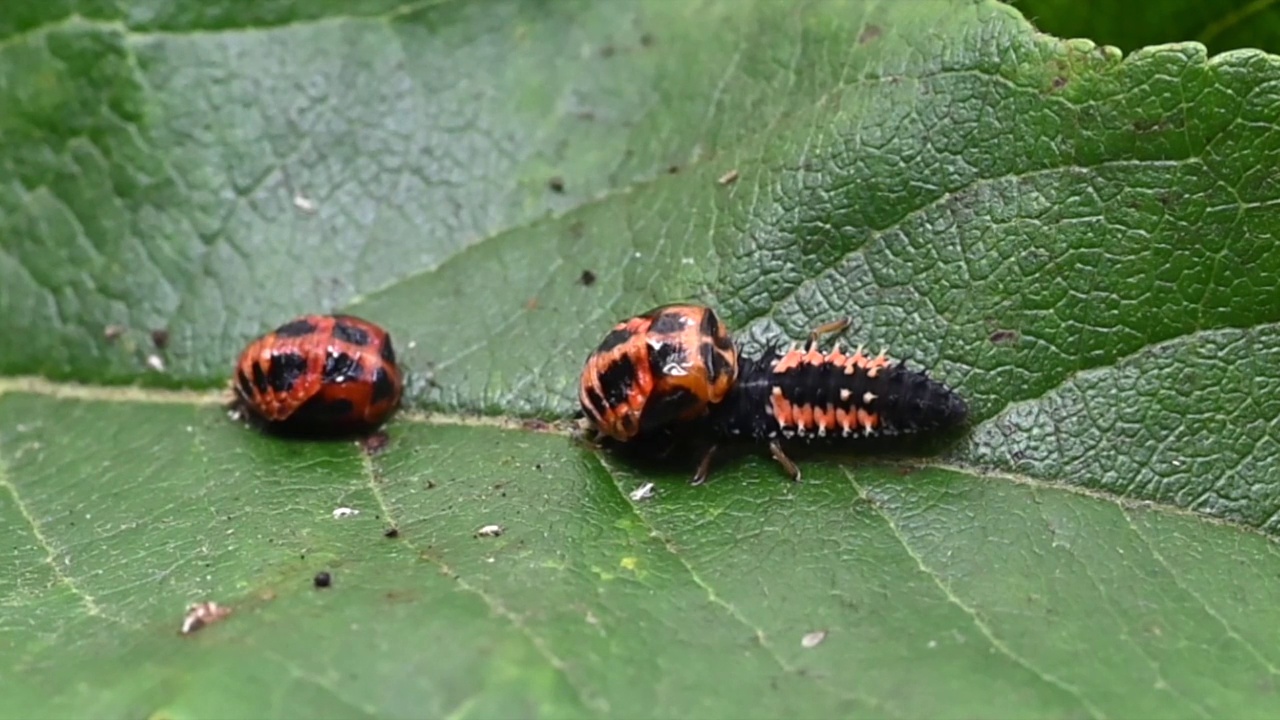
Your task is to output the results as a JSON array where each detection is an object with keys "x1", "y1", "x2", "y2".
[{"x1": 1012, "y1": 0, "x2": 1280, "y2": 54}]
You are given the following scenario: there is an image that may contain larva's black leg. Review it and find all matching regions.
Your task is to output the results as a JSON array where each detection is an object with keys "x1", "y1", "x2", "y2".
[
  {"x1": 691, "y1": 444, "x2": 718, "y2": 485},
  {"x1": 769, "y1": 440, "x2": 802, "y2": 483}
]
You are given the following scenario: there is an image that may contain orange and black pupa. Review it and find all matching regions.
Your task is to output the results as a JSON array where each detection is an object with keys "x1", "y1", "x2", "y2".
[{"x1": 578, "y1": 303, "x2": 738, "y2": 442}]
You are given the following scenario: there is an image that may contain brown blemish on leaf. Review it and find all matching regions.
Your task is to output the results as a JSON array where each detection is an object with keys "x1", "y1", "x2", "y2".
[
  {"x1": 858, "y1": 25, "x2": 882, "y2": 44},
  {"x1": 989, "y1": 329, "x2": 1019, "y2": 345}
]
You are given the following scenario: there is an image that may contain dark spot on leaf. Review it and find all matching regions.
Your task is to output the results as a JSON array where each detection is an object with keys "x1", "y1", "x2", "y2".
[
  {"x1": 569, "y1": 221, "x2": 585, "y2": 238},
  {"x1": 989, "y1": 330, "x2": 1019, "y2": 345},
  {"x1": 333, "y1": 321, "x2": 371, "y2": 346},
  {"x1": 858, "y1": 24, "x2": 881, "y2": 44},
  {"x1": 640, "y1": 32, "x2": 654, "y2": 47},
  {"x1": 548, "y1": 176, "x2": 566, "y2": 193},
  {"x1": 426, "y1": 480, "x2": 437, "y2": 489},
  {"x1": 313, "y1": 572, "x2": 332, "y2": 588},
  {"x1": 150, "y1": 329, "x2": 170, "y2": 349},
  {"x1": 579, "y1": 269, "x2": 597, "y2": 286},
  {"x1": 273, "y1": 318, "x2": 316, "y2": 338},
  {"x1": 384, "y1": 527, "x2": 400, "y2": 539},
  {"x1": 323, "y1": 351, "x2": 362, "y2": 383},
  {"x1": 1052, "y1": 76, "x2": 1068, "y2": 90},
  {"x1": 599, "y1": 44, "x2": 615, "y2": 58},
  {"x1": 667, "y1": 164, "x2": 680, "y2": 174},
  {"x1": 371, "y1": 368, "x2": 397, "y2": 404}
]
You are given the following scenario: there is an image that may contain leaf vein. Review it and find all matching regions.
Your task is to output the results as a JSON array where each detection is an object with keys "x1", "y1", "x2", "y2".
[
  {"x1": 843, "y1": 467, "x2": 1105, "y2": 720},
  {"x1": 357, "y1": 450, "x2": 604, "y2": 716},
  {"x1": 1122, "y1": 506, "x2": 1280, "y2": 676},
  {"x1": 591, "y1": 453, "x2": 890, "y2": 716},
  {"x1": 0, "y1": 455, "x2": 119, "y2": 624}
]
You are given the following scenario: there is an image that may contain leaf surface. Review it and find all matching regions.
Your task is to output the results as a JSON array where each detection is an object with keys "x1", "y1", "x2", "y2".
[{"x1": 3, "y1": 0, "x2": 1280, "y2": 717}]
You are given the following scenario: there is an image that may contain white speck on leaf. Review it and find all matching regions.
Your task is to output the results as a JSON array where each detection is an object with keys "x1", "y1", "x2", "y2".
[
  {"x1": 927, "y1": 639, "x2": 938, "y2": 649},
  {"x1": 629, "y1": 482, "x2": 656, "y2": 501},
  {"x1": 476, "y1": 524, "x2": 504, "y2": 537},
  {"x1": 801, "y1": 630, "x2": 827, "y2": 648},
  {"x1": 408, "y1": 341, "x2": 417, "y2": 350},
  {"x1": 293, "y1": 193, "x2": 317, "y2": 213},
  {"x1": 145, "y1": 354, "x2": 166, "y2": 372},
  {"x1": 718, "y1": 168, "x2": 740, "y2": 185},
  {"x1": 332, "y1": 507, "x2": 360, "y2": 519}
]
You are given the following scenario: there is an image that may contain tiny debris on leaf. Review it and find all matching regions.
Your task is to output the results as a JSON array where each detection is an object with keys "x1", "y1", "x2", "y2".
[
  {"x1": 145, "y1": 354, "x2": 166, "y2": 372},
  {"x1": 476, "y1": 524, "x2": 504, "y2": 538},
  {"x1": 383, "y1": 527, "x2": 400, "y2": 539},
  {"x1": 629, "y1": 482, "x2": 656, "y2": 501},
  {"x1": 359, "y1": 431, "x2": 390, "y2": 455},
  {"x1": 293, "y1": 192, "x2": 317, "y2": 213},
  {"x1": 104, "y1": 324, "x2": 126, "y2": 342},
  {"x1": 181, "y1": 601, "x2": 232, "y2": 635},
  {"x1": 579, "y1": 269, "x2": 597, "y2": 286},
  {"x1": 150, "y1": 328, "x2": 170, "y2": 350},
  {"x1": 801, "y1": 630, "x2": 828, "y2": 648},
  {"x1": 548, "y1": 176, "x2": 566, "y2": 193},
  {"x1": 717, "y1": 169, "x2": 740, "y2": 186},
  {"x1": 314, "y1": 571, "x2": 332, "y2": 588},
  {"x1": 989, "y1": 329, "x2": 1019, "y2": 345},
  {"x1": 332, "y1": 507, "x2": 360, "y2": 519}
]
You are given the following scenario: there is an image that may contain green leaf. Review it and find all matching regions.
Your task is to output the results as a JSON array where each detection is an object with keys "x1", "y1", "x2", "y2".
[
  {"x1": 1012, "y1": 0, "x2": 1280, "y2": 55},
  {"x1": 4, "y1": 0, "x2": 1280, "y2": 717}
]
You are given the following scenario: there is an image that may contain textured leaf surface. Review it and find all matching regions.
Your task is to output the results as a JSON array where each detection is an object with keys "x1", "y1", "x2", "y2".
[{"x1": 3, "y1": 0, "x2": 1280, "y2": 717}]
